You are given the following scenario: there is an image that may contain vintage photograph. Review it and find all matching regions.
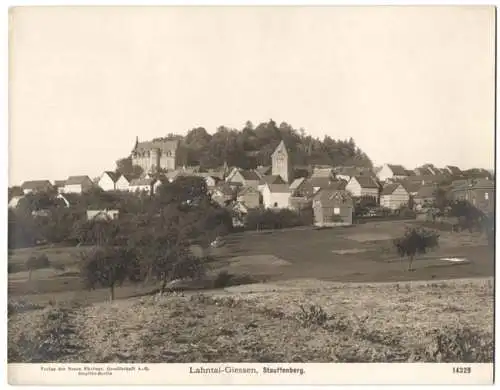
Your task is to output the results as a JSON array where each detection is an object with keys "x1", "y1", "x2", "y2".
[{"x1": 8, "y1": 6, "x2": 494, "y2": 368}]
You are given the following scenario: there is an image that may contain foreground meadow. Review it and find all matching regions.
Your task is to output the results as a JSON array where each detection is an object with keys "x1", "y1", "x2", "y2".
[{"x1": 8, "y1": 277, "x2": 493, "y2": 363}]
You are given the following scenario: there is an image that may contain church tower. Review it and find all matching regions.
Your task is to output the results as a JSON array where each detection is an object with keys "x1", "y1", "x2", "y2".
[{"x1": 272, "y1": 140, "x2": 293, "y2": 183}]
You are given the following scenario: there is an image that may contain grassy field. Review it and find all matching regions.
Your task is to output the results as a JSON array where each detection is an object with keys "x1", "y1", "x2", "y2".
[
  {"x1": 8, "y1": 278, "x2": 494, "y2": 363},
  {"x1": 8, "y1": 220, "x2": 494, "y2": 302}
]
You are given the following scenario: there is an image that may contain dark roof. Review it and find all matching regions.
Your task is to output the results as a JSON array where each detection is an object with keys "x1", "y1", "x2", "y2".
[
  {"x1": 134, "y1": 139, "x2": 179, "y2": 153},
  {"x1": 446, "y1": 165, "x2": 462, "y2": 175},
  {"x1": 268, "y1": 183, "x2": 290, "y2": 193},
  {"x1": 387, "y1": 164, "x2": 408, "y2": 176},
  {"x1": 471, "y1": 179, "x2": 495, "y2": 189},
  {"x1": 238, "y1": 185, "x2": 259, "y2": 196},
  {"x1": 54, "y1": 180, "x2": 66, "y2": 187},
  {"x1": 255, "y1": 166, "x2": 272, "y2": 177},
  {"x1": 309, "y1": 177, "x2": 332, "y2": 189},
  {"x1": 65, "y1": 176, "x2": 92, "y2": 185},
  {"x1": 259, "y1": 175, "x2": 286, "y2": 186},
  {"x1": 416, "y1": 185, "x2": 436, "y2": 198},
  {"x1": 404, "y1": 169, "x2": 416, "y2": 176},
  {"x1": 102, "y1": 171, "x2": 119, "y2": 182},
  {"x1": 239, "y1": 169, "x2": 261, "y2": 181},
  {"x1": 381, "y1": 183, "x2": 403, "y2": 195},
  {"x1": 399, "y1": 180, "x2": 421, "y2": 194},
  {"x1": 21, "y1": 180, "x2": 52, "y2": 190},
  {"x1": 415, "y1": 167, "x2": 434, "y2": 176},
  {"x1": 353, "y1": 176, "x2": 379, "y2": 189},
  {"x1": 313, "y1": 189, "x2": 353, "y2": 207}
]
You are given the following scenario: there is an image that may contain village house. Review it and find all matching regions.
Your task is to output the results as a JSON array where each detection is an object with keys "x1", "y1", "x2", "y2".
[
  {"x1": 345, "y1": 176, "x2": 380, "y2": 200},
  {"x1": 413, "y1": 185, "x2": 437, "y2": 209},
  {"x1": 63, "y1": 176, "x2": 94, "y2": 194},
  {"x1": 97, "y1": 171, "x2": 120, "y2": 192},
  {"x1": 115, "y1": 174, "x2": 131, "y2": 191},
  {"x1": 225, "y1": 168, "x2": 261, "y2": 188},
  {"x1": 262, "y1": 183, "x2": 291, "y2": 209},
  {"x1": 86, "y1": 209, "x2": 120, "y2": 221},
  {"x1": 258, "y1": 174, "x2": 286, "y2": 193},
  {"x1": 236, "y1": 186, "x2": 261, "y2": 209},
  {"x1": 254, "y1": 165, "x2": 272, "y2": 179},
  {"x1": 312, "y1": 189, "x2": 354, "y2": 227},
  {"x1": 379, "y1": 183, "x2": 410, "y2": 210},
  {"x1": 130, "y1": 137, "x2": 186, "y2": 173},
  {"x1": 289, "y1": 177, "x2": 315, "y2": 198},
  {"x1": 209, "y1": 184, "x2": 235, "y2": 207},
  {"x1": 128, "y1": 177, "x2": 161, "y2": 195},
  {"x1": 445, "y1": 165, "x2": 463, "y2": 176},
  {"x1": 451, "y1": 179, "x2": 495, "y2": 214},
  {"x1": 53, "y1": 180, "x2": 66, "y2": 193},
  {"x1": 21, "y1": 180, "x2": 53, "y2": 195},
  {"x1": 377, "y1": 164, "x2": 409, "y2": 182}
]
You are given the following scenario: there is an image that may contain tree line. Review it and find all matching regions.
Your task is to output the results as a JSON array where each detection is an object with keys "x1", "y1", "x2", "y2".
[{"x1": 115, "y1": 119, "x2": 373, "y2": 179}]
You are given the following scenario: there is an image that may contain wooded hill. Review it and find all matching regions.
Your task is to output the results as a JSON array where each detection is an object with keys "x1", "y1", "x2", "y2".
[{"x1": 145, "y1": 119, "x2": 373, "y2": 170}]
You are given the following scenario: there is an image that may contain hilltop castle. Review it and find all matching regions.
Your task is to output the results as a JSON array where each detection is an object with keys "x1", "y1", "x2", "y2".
[{"x1": 131, "y1": 137, "x2": 186, "y2": 173}]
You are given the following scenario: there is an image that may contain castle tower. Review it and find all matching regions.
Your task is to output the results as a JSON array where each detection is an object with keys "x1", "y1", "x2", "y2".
[{"x1": 272, "y1": 140, "x2": 293, "y2": 183}]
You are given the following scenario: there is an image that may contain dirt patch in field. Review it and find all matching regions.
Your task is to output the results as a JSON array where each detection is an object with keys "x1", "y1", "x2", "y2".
[
  {"x1": 347, "y1": 233, "x2": 395, "y2": 242},
  {"x1": 331, "y1": 249, "x2": 369, "y2": 255},
  {"x1": 227, "y1": 255, "x2": 291, "y2": 269}
]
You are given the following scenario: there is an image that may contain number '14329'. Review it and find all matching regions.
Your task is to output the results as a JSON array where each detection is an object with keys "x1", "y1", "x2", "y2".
[{"x1": 453, "y1": 367, "x2": 471, "y2": 374}]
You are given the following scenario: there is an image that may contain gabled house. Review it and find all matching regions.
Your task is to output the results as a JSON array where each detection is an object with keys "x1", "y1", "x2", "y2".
[
  {"x1": 262, "y1": 183, "x2": 290, "y2": 209},
  {"x1": 312, "y1": 189, "x2": 354, "y2": 226},
  {"x1": 236, "y1": 185, "x2": 261, "y2": 209},
  {"x1": 63, "y1": 176, "x2": 94, "y2": 194},
  {"x1": 128, "y1": 177, "x2": 160, "y2": 195},
  {"x1": 308, "y1": 177, "x2": 346, "y2": 193},
  {"x1": 451, "y1": 179, "x2": 495, "y2": 214},
  {"x1": 225, "y1": 168, "x2": 261, "y2": 188},
  {"x1": 21, "y1": 180, "x2": 53, "y2": 195},
  {"x1": 115, "y1": 174, "x2": 131, "y2": 191},
  {"x1": 254, "y1": 166, "x2": 272, "y2": 179},
  {"x1": 210, "y1": 184, "x2": 235, "y2": 207},
  {"x1": 258, "y1": 175, "x2": 286, "y2": 193},
  {"x1": 97, "y1": 171, "x2": 120, "y2": 192},
  {"x1": 53, "y1": 180, "x2": 66, "y2": 193},
  {"x1": 345, "y1": 176, "x2": 380, "y2": 200},
  {"x1": 377, "y1": 164, "x2": 409, "y2": 182},
  {"x1": 414, "y1": 185, "x2": 437, "y2": 209},
  {"x1": 289, "y1": 177, "x2": 315, "y2": 198},
  {"x1": 380, "y1": 183, "x2": 410, "y2": 210},
  {"x1": 445, "y1": 165, "x2": 463, "y2": 176}
]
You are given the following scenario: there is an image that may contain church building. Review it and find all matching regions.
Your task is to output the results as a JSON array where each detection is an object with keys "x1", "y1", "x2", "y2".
[{"x1": 271, "y1": 140, "x2": 293, "y2": 184}]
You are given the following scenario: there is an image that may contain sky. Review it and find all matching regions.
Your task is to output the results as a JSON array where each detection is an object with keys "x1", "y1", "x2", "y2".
[{"x1": 9, "y1": 6, "x2": 495, "y2": 186}]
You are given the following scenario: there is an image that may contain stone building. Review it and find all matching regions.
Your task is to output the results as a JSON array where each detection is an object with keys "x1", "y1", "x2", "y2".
[
  {"x1": 131, "y1": 137, "x2": 186, "y2": 173},
  {"x1": 271, "y1": 140, "x2": 293, "y2": 184}
]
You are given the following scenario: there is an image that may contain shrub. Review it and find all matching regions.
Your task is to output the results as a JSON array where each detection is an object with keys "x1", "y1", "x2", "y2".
[
  {"x1": 244, "y1": 208, "x2": 310, "y2": 231},
  {"x1": 412, "y1": 326, "x2": 493, "y2": 362},
  {"x1": 295, "y1": 304, "x2": 329, "y2": 327}
]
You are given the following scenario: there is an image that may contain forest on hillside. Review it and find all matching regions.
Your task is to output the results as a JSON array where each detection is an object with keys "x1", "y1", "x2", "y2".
[{"x1": 133, "y1": 119, "x2": 373, "y2": 171}]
